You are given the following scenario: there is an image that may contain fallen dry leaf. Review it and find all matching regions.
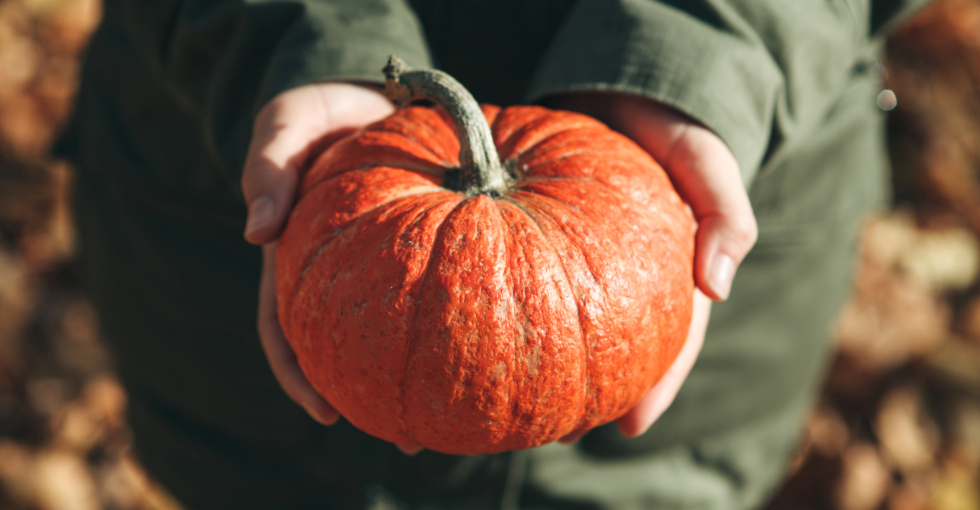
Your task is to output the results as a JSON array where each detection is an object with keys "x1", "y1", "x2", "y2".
[
  {"x1": 81, "y1": 375, "x2": 126, "y2": 430},
  {"x1": 835, "y1": 270, "x2": 949, "y2": 371},
  {"x1": 835, "y1": 442, "x2": 893, "y2": 510},
  {"x1": 958, "y1": 296, "x2": 980, "y2": 342},
  {"x1": 835, "y1": 214, "x2": 955, "y2": 372},
  {"x1": 0, "y1": 440, "x2": 32, "y2": 499},
  {"x1": 50, "y1": 401, "x2": 100, "y2": 453},
  {"x1": 0, "y1": 443, "x2": 100, "y2": 510},
  {"x1": 923, "y1": 339, "x2": 980, "y2": 395},
  {"x1": 900, "y1": 226, "x2": 980, "y2": 291},
  {"x1": 888, "y1": 480, "x2": 931, "y2": 510},
  {"x1": 931, "y1": 456, "x2": 980, "y2": 510},
  {"x1": 31, "y1": 449, "x2": 100, "y2": 510},
  {"x1": 949, "y1": 400, "x2": 980, "y2": 470},
  {"x1": 0, "y1": 247, "x2": 35, "y2": 369},
  {"x1": 875, "y1": 386, "x2": 940, "y2": 474},
  {"x1": 807, "y1": 405, "x2": 851, "y2": 458},
  {"x1": 96, "y1": 455, "x2": 185, "y2": 510},
  {"x1": 861, "y1": 212, "x2": 921, "y2": 268},
  {"x1": 25, "y1": 377, "x2": 69, "y2": 420}
]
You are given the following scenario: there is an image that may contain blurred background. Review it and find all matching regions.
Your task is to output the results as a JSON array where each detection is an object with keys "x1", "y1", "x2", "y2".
[{"x1": 0, "y1": 0, "x2": 979, "y2": 509}]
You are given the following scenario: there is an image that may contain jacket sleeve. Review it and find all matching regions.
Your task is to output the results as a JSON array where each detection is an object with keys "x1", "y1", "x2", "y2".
[
  {"x1": 113, "y1": 0, "x2": 432, "y2": 185},
  {"x1": 524, "y1": 0, "x2": 931, "y2": 187}
]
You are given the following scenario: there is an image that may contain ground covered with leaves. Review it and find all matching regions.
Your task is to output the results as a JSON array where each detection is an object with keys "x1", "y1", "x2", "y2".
[
  {"x1": 0, "y1": 0, "x2": 979, "y2": 509},
  {"x1": 765, "y1": 2, "x2": 980, "y2": 509}
]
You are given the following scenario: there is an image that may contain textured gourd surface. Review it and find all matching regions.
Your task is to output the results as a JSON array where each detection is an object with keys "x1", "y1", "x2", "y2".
[{"x1": 276, "y1": 104, "x2": 695, "y2": 455}]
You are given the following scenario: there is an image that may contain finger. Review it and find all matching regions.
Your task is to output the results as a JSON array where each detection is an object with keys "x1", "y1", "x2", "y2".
[
  {"x1": 616, "y1": 290, "x2": 711, "y2": 438},
  {"x1": 242, "y1": 100, "x2": 304, "y2": 245},
  {"x1": 396, "y1": 444, "x2": 424, "y2": 456},
  {"x1": 242, "y1": 83, "x2": 394, "y2": 245},
  {"x1": 257, "y1": 243, "x2": 339, "y2": 425},
  {"x1": 662, "y1": 125, "x2": 757, "y2": 301}
]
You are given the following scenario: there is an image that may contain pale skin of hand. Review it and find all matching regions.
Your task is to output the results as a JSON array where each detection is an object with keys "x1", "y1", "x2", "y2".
[{"x1": 242, "y1": 84, "x2": 758, "y2": 454}]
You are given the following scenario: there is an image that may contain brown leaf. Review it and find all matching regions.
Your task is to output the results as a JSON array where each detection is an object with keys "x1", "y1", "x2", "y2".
[
  {"x1": 81, "y1": 375, "x2": 126, "y2": 430},
  {"x1": 0, "y1": 440, "x2": 32, "y2": 503},
  {"x1": 807, "y1": 405, "x2": 851, "y2": 458},
  {"x1": 834, "y1": 214, "x2": 953, "y2": 372},
  {"x1": 949, "y1": 399, "x2": 980, "y2": 471},
  {"x1": 51, "y1": 402, "x2": 101, "y2": 452},
  {"x1": 900, "y1": 226, "x2": 980, "y2": 292},
  {"x1": 25, "y1": 377, "x2": 68, "y2": 418},
  {"x1": 887, "y1": 478, "x2": 931, "y2": 510},
  {"x1": 31, "y1": 449, "x2": 100, "y2": 510},
  {"x1": 931, "y1": 456, "x2": 980, "y2": 510},
  {"x1": 875, "y1": 386, "x2": 940, "y2": 474},
  {"x1": 0, "y1": 247, "x2": 35, "y2": 368},
  {"x1": 0, "y1": 444, "x2": 100, "y2": 510},
  {"x1": 835, "y1": 442, "x2": 893, "y2": 510},
  {"x1": 959, "y1": 296, "x2": 980, "y2": 343},
  {"x1": 924, "y1": 339, "x2": 980, "y2": 396}
]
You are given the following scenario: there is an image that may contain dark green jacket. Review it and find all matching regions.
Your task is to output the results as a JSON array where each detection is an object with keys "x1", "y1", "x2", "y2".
[{"x1": 61, "y1": 1, "x2": 928, "y2": 509}]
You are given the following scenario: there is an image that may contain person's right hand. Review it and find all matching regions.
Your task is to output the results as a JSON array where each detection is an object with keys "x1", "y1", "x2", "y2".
[
  {"x1": 242, "y1": 82, "x2": 426, "y2": 454},
  {"x1": 542, "y1": 92, "x2": 758, "y2": 441}
]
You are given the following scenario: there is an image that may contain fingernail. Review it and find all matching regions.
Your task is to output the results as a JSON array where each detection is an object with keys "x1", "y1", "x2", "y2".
[
  {"x1": 397, "y1": 444, "x2": 424, "y2": 456},
  {"x1": 709, "y1": 253, "x2": 735, "y2": 300},
  {"x1": 310, "y1": 402, "x2": 339, "y2": 426},
  {"x1": 316, "y1": 412, "x2": 339, "y2": 426},
  {"x1": 245, "y1": 196, "x2": 274, "y2": 236}
]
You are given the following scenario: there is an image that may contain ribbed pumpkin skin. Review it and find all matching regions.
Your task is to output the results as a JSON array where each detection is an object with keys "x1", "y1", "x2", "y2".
[{"x1": 276, "y1": 104, "x2": 696, "y2": 455}]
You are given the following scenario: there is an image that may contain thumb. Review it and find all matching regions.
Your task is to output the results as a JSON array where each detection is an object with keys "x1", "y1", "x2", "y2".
[
  {"x1": 662, "y1": 123, "x2": 757, "y2": 301},
  {"x1": 241, "y1": 98, "x2": 308, "y2": 245},
  {"x1": 606, "y1": 96, "x2": 757, "y2": 301},
  {"x1": 242, "y1": 83, "x2": 395, "y2": 245}
]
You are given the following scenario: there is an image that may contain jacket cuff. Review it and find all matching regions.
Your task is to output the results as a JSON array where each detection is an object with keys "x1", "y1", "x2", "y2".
[
  {"x1": 257, "y1": 1, "x2": 432, "y2": 106},
  {"x1": 524, "y1": 0, "x2": 782, "y2": 188}
]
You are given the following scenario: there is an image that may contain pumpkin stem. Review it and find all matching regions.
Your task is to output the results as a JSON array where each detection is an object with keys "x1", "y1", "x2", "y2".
[{"x1": 383, "y1": 55, "x2": 509, "y2": 196}]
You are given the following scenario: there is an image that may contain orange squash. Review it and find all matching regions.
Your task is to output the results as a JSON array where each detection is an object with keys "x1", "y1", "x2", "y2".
[{"x1": 276, "y1": 57, "x2": 695, "y2": 455}]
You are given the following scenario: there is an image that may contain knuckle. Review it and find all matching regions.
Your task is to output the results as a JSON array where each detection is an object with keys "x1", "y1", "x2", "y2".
[
  {"x1": 738, "y1": 219, "x2": 759, "y2": 246},
  {"x1": 724, "y1": 214, "x2": 759, "y2": 252}
]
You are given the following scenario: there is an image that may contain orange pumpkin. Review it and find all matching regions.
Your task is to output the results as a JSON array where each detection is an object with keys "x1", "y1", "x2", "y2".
[{"x1": 275, "y1": 57, "x2": 695, "y2": 455}]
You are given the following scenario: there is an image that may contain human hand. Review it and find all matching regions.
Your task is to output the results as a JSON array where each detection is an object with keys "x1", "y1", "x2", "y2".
[
  {"x1": 543, "y1": 92, "x2": 758, "y2": 441},
  {"x1": 245, "y1": 85, "x2": 756, "y2": 450},
  {"x1": 243, "y1": 83, "x2": 423, "y2": 455}
]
